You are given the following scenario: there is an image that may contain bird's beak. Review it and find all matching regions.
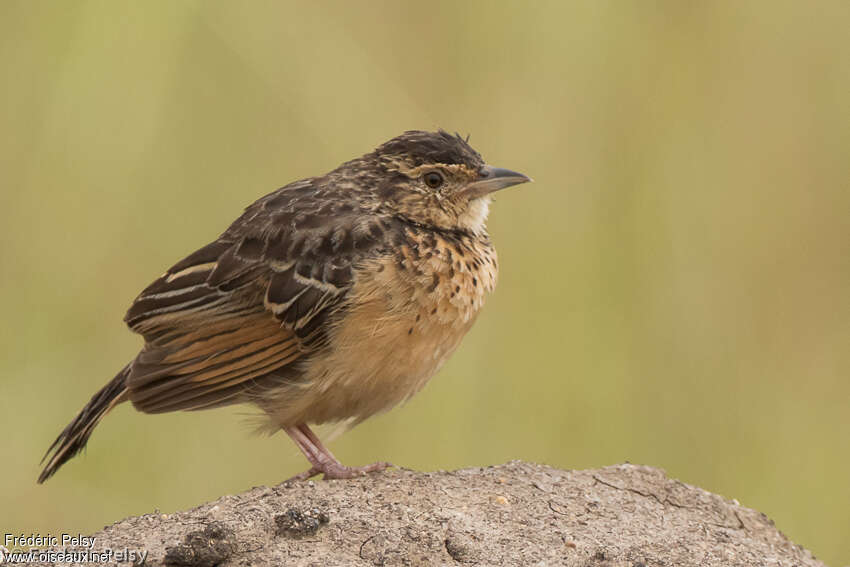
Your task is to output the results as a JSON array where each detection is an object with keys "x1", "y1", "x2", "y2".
[{"x1": 463, "y1": 165, "x2": 532, "y2": 199}]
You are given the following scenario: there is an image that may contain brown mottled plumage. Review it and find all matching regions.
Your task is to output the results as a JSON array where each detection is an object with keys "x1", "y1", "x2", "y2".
[{"x1": 39, "y1": 130, "x2": 530, "y2": 483}]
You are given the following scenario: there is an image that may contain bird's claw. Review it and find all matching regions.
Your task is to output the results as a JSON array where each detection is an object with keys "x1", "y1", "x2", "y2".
[{"x1": 285, "y1": 461, "x2": 394, "y2": 483}]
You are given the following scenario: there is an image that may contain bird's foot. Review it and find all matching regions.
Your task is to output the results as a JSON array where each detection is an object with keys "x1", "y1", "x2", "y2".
[{"x1": 286, "y1": 461, "x2": 393, "y2": 483}]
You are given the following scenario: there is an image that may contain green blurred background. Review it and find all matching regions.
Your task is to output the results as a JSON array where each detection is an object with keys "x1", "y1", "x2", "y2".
[{"x1": 2, "y1": 1, "x2": 848, "y2": 563}]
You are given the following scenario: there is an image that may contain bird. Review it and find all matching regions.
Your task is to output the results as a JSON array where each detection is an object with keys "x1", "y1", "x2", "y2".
[{"x1": 38, "y1": 130, "x2": 531, "y2": 483}]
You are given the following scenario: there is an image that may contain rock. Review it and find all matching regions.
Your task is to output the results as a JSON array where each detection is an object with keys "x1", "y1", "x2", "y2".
[{"x1": 41, "y1": 462, "x2": 825, "y2": 567}]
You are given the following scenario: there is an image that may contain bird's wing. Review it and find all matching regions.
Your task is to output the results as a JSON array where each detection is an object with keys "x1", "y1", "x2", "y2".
[{"x1": 121, "y1": 180, "x2": 388, "y2": 413}]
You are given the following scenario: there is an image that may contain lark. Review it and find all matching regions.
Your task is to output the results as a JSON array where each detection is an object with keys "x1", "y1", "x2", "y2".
[{"x1": 39, "y1": 130, "x2": 530, "y2": 483}]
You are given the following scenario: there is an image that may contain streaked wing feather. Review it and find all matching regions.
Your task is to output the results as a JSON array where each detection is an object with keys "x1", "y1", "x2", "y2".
[
  {"x1": 128, "y1": 311, "x2": 302, "y2": 412},
  {"x1": 121, "y1": 179, "x2": 384, "y2": 414}
]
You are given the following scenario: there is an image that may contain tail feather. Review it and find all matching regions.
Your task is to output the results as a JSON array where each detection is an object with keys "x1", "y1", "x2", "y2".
[{"x1": 38, "y1": 365, "x2": 130, "y2": 483}]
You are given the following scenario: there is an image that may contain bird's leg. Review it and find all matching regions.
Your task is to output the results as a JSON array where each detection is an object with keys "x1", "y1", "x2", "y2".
[
  {"x1": 282, "y1": 425, "x2": 326, "y2": 482},
  {"x1": 283, "y1": 423, "x2": 392, "y2": 482}
]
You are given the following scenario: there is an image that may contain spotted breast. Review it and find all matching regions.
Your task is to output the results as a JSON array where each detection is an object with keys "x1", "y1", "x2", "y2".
[{"x1": 261, "y1": 222, "x2": 498, "y2": 428}]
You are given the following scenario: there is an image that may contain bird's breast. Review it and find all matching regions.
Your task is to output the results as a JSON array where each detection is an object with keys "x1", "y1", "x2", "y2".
[{"x1": 284, "y1": 228, "x2": 498, "y2": 425}]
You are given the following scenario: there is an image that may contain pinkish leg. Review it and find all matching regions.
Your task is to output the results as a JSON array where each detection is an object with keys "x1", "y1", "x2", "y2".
[{"x1": 284, "y1": 423, "x2": 393, "y2": 482}]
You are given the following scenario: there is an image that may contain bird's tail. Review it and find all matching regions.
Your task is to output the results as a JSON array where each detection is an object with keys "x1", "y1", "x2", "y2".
[{"x1": 38, "y1": 364, "x2": 130, "y2": 483}]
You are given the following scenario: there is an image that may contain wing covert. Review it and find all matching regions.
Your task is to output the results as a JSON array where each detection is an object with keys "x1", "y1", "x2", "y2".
[{"x1": 120, "y1": 179, "x2": 391, "y2": 413}]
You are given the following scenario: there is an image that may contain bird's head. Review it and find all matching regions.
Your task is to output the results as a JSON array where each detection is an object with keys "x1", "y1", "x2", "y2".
[{"x1": 352, "y1": 130, "x2": 531, "y2": 234}]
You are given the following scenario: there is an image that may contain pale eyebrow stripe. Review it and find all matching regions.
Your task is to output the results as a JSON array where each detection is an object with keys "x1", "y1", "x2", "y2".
[{"x1": 166, "y1": 262, "x2": 218, "y2": 283}]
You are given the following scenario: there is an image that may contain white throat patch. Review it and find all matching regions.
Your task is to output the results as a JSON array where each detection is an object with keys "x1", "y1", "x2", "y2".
[{"x1": 457, "y1": 196, "x2": 492, "y2": 234}]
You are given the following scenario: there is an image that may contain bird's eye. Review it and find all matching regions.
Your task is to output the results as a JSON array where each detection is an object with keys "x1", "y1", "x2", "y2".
[{"x1": 424, "y1": 171, "x2": 444, "y2": 189}]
